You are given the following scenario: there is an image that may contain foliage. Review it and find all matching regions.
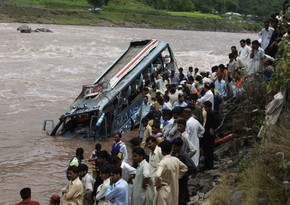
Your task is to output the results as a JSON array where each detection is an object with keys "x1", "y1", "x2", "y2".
[
  {"x1": 167, "y1": 11, "x2": 222, "y2": 19},
  {"x1": 87, "y1": 0, "x2": 109, "y2": 9},
  {"x1": 144, "y1": 0, "x2": 195, "y2": 11},
  {"x1": 141, "y1": 0, "x2": 283, "y2": 20},
  {"x1": 269, "y1": 37, "x2": 290, "y2": 93}
]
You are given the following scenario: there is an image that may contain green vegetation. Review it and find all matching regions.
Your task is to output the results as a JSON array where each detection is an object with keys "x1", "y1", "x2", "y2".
[{"x1": 0, "y1": 0, "x2": 263, "y2": 32}]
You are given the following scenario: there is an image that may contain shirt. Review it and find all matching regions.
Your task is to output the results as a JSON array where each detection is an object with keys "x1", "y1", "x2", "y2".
[
  {"x1": 153, "y1": 155, "x2": 188, "y2": 205},
  {"x1": 132, "y1": 159, "x2": 154, "y2": 205},
  {"x1": 105, "y1": 178, "x2": 128, "y2": 205},
  {"x1": 259, "y1": 27, "x2": 274, "y2": 49},
  {"x1": 149, "y1": 146, "x2": 163, "y2": 178},
  {"x1": 214, "y1": 79, "x2": 227, "y2": 98},
  {"x1": 16, "y1": 200, "x2": 40, "y2": 205},
  {"x1": 61, "y1": 177, "x2": 84, "y2": 205},
  {"x1": 96, "y1": 178, "x2": 110, "y2": 205}
]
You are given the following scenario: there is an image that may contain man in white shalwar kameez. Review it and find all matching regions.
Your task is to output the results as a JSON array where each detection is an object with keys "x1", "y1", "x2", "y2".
[
  {"x1": 183, "y1": 108, "x2": 205, "y2": 167},
  {"x1": 153, "y1": 140, "x2": 188, "y2": 205},
  {"x1": 132, "y1": 147, "x2": 154, "y2": 205}
]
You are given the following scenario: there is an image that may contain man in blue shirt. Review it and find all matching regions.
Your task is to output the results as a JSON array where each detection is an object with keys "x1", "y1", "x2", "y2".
[
  {"x1": 105, "y1": 166, "x2": 129, "y2": 205},
  {"x1": 214, "y1": 73, "x2": 227, "y2": 99}
]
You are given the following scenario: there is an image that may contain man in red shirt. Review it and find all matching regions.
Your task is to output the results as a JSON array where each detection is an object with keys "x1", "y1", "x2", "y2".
[{"x1": 16, "y1": 187, "x2": 40, "y2": 205}]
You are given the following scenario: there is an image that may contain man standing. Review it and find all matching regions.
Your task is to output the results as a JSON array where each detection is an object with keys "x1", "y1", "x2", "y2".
[
  {"x1": 248, "y1": 40, "x2": 265, "y2": 75},
  {"x1": 61, "y1": 166, "x2": 84, "y2": 205},
  {"x1": 16, "y1": 187, "x2": 40, "y2": 205},
  {"x1": 111, "y1": 132, "x2": 128, "y2": 163},
  {"x1": 146, "y1": 137, "x2": 163, "y2": 180},
  {"x1": 105, "y1": 166, "x2": 129, "y2": 205},
  {"x1": 214, "y1": 73, "x2": 227, "y2": 99},
  {"x1": 131, "y1": 147, "x2": 154, "y2": 205},
  {"x1": 67, "y1": 147, "x2": 84, "y2": 180},
  {"x1": 154, "y1": 140, "x2": 188, "y2": 205},
  {"x1": 239, "y1": 39, "x2": 251, "y2": 67},
  {"x1": 172, "y1": 137, "x2": 196, "y2": 205},
  {"x1": 197, "y1": 83, "x2": 214, "y2": 110},
  {"x1": 183, "y1": 108, "x2": 205, "y2": 167},
  {"x1": 201, "y1": 101, "x2": 220, "y2": 170},
  {"x1": 259, "y1": 20, "x2": 275, "y2": 50},
  {"x1": 138, "y1": 96, "x2": 151, "y2": 139},
  {"x1": 79, "y1": 164, "x2": 95, "y2": 205}
]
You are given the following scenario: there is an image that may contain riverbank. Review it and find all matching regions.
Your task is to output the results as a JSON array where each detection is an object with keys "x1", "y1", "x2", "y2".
[{"x1": 0, "y1": 1, "x2": 261, "y2": 32}]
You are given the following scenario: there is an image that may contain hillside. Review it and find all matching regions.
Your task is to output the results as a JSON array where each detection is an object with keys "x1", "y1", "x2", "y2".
[{"x1": 0, "y1": 0, "x2": 261, "y2": 32}]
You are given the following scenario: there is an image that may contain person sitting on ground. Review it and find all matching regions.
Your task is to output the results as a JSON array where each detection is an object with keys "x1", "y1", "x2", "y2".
[
  {"x1": 61, "y1": 166, "x2": 84, "y2": 205},
  {"x1": 16, "y1": 187, "x2": 40, "y2": 205},
  {"x1": 50, "y1": 194, "x2": 60, "y2": 205}
]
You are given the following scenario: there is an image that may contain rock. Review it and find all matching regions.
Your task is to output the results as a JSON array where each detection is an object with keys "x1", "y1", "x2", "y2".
[
  {"x1": 229, "y1": 190, "x2": 246, "y2": 205},
  {"x1": 35, "y1": 28, "x2": 53, "y2": 32},
  {"x1": 17, "y1": 25, "x2": 32, "y2": 33},
  {"x1": 190, "y1": 195, "x2": 199, "y2": 204},
  {"x1": 204, "y1": 190, "x2": 212, "y2": 199},
  {"x1": 197, "y1": 191, "x2": 205, "y2": 199}
]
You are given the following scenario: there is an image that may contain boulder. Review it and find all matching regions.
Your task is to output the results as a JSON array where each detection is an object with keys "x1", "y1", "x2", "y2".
[
  {"x1": 17, "y1": 25, "x2": 32, "y2": 33},
  {"x1": 229, "y1": 190, "x2": 246, "y2": 205}
]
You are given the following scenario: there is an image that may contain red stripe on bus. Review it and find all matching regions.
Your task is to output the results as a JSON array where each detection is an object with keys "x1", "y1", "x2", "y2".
[{"x1": 116, "y1": 40, "x2": 158, "y2": 78}]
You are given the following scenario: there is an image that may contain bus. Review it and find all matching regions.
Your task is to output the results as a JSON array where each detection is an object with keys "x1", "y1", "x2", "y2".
[{"x1": 50, "y1": 39, "x2": 177, "y2": 140}]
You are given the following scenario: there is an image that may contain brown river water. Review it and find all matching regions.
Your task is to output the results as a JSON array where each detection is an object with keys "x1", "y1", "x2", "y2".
[{"x1": 0, "y1": 23, "x2": 257, "y2": 204}]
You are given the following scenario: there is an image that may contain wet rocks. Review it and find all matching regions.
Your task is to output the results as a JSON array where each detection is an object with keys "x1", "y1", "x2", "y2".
[{"x1": 17, "y1": 25, "x2": 53, "y2": 33}]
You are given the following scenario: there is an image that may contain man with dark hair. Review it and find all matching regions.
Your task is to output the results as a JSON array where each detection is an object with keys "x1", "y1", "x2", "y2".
[
  {"x1": 105, "y1": 166, "x2": 129, "y2": 205},
  {"x1": 172, "y1": 137, "x2": 196, "y2": 205},
  {"x1": 187, "y1": 93, "x2": 203, "y2": 124},
  {"x1": 248, "y1": 40, "x2": 265, "y2": 75},
  {"x1": 67, "y1": 147, "x2": 84, "y2": 180},
  {"x1": 176, "y1": 118, "x2": 196, "y2": 158},
  {"x1": 79, "y1": 164, "x2": 95, "y2": 205},
  {"x1": 259, "y1": 20, "x2": 275, "y2": 50},
  {"x1": 154, "y1": 140, "x2": 188, "y2": 205},
  {"x1": 95, "y1": 165, "x2": 112, "y2": 205},
  {"x1": 132, "y1": 147, "x2": 154, "y2": 205},
  {"x1": 111, "y1": 132, "x2": 128, "y2": 163},
  {"x1": 265, "y1": 18, "x2": 279, "y2": 58},
  {"x1": 16, "y1": 187, "x2": 40, "y2": 205},
  {"x1": 61, "y1": 166, "x2": 84, "y2": 205},
  {"x1": 183, "y1": 108, "x2": 204, "y2": 167},
  {"x1": 201, "y1": 101, "x2": 220, "y2": 170},
  {"x1": 239, "y1": 39, "x2": 251, "y2": 67},
  {"x1": 146, "y1": 136, "x2": 163, "y2": 180}
]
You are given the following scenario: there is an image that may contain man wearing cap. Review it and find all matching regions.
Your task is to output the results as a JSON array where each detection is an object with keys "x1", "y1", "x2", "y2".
[{"x1": 50, "y1": 194, "x2": 60, "y2": 205}]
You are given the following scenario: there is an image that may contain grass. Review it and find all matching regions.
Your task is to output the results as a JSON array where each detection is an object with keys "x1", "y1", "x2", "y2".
[
  {"x1": 0, "y1": 0, "x2": 262, "y2": 31},
  {"x1": 167, "y1": 11, "x2": 222, "y2": 19},
  {"x1": 210, "y1": 110, "x2": 290, "y2": 205}
]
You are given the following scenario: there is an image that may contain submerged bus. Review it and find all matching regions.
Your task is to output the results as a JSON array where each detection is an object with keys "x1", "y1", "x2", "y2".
[{"x1": 50, "y1": 39, "x2": 177, "y2": 140}]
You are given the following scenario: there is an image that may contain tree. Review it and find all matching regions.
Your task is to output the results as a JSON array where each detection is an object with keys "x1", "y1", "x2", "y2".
[{"x1": 87, "y1": 0, "x2": 108, "y2": 9}]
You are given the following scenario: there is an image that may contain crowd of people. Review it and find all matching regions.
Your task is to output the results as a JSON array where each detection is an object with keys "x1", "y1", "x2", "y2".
[{"x1": 15, "y1": 2, "x2": 290, "y2": 205}]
